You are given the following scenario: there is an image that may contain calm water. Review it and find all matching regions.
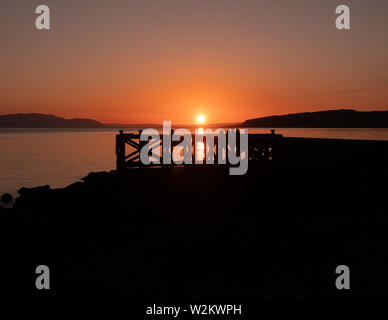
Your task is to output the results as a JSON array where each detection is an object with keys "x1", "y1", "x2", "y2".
[{"x1": 1, "y1": 128, "x2": 388, "y2": 197}]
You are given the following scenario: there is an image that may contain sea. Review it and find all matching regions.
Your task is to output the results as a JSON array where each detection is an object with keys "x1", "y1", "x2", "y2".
[{"x1": 1, "y1": 128, "x2": 388, "y2": 197}]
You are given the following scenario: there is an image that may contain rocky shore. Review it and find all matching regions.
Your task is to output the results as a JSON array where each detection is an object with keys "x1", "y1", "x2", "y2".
[{"x1": 1, "y1": 159, "x2": 388, "y2": 300}]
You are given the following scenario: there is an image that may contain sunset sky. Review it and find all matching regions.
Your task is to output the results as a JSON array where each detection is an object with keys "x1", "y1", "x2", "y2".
[{"x1": 1, "y1": 0, "x2": 388, "y2": 124}]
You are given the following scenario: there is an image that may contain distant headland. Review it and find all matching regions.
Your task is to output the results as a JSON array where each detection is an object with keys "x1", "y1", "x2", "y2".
[
  {"x1": 242, "y1": 109, "x2": 388, "y2": 128},
  {"x1": 0, "y1": 113, "x2": 105, "y2": 128}
]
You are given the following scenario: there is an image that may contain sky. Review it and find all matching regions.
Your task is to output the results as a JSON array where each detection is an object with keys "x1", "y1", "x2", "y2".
[{"x1": 0, "y1": 0, "x2": 388, "y2": 124}]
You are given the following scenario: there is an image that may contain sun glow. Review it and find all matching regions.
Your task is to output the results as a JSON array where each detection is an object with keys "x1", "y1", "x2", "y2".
[{"x1": 196, "y1": 114, "x2": 206, "y2": 124}]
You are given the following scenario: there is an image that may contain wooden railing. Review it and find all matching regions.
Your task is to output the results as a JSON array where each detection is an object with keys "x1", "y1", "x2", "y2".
[{"x1": 116, "y1": 129, "x2": 283, "y2": 170}]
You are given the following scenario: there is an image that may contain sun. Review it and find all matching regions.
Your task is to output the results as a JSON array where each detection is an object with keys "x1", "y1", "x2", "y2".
[{"x1": 196, "y1": 114, "x2": 206, "y2": 124}]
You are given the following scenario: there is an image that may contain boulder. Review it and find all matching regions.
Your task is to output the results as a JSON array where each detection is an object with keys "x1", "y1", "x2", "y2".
[{"x1": 1, "y1": 193, "x2": 13, "y2": 204}]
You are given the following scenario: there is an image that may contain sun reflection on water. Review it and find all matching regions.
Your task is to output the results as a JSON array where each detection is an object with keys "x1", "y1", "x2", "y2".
[{"x1": 196, "y1": 128, "x2": 205, "y2": 162}]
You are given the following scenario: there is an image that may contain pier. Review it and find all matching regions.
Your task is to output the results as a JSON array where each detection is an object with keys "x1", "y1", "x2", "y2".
[
  {"x1": 116, "y1": 129, "x2": 283, "y2": 170},
  {"x1": 116, "y1": 129, "x2": 388, "y2": 171}
]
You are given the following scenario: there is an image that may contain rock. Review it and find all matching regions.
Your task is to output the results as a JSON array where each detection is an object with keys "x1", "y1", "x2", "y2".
[
  {"x1": 1, "y1": 193, "x2": 13, "y2": 204},
  {"x1": 18, "y1": 185, "x2": 50, "y2": 197},
  {"x1": 65, "y1": 181, "x2": 84, "y2": 190},
  {"x1": 81, "y1": 171, "x2": 97, "y2": 182}
]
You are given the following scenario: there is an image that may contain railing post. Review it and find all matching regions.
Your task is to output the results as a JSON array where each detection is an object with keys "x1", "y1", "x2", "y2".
[
  {"x1": 170, "y1": 129, "x2": 174, "y2": 167},
  {"x1": 203, "y1": 134, "x2": 206, "y2": 164},
  {"x1": 116, "y1": 130, "x2": 125, "y2": 171},
  {"x1": 214, "y1": 136, "x2": 219, "y2": 165},
  {"x1": 192, "y1": 133, "x2": 195, "y2": 164},
  {"x1": 225, "y1": 130, "x2": 229, "y2": 164},
  {"x1": 236, "y1": 129, "x2": 240, "y2": 158},
  {"x1": 138, "y1": 129, "x2": 146, "y2": 168}
]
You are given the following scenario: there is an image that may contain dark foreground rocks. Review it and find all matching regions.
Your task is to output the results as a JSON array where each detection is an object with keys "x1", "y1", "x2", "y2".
[
  {"x1": 1, "y1": 192, "x2": 13, "y2": 204},
  {"x1": 1, "y1": 160, "x2": 388, "y2": 301}
]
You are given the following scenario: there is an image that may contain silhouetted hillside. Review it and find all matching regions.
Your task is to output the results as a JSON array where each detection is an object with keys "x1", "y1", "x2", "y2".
[
  {"x1": 242, "y1": 109, "x2": 388, "y2": 128},
  {"x1": 0, "y1": 113, "x2": 105, "y2": 128}
]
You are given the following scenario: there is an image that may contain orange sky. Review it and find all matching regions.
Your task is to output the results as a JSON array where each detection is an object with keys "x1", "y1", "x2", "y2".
[{"x1": 1, "y1": 0, "x2": 388, "y2": 124}]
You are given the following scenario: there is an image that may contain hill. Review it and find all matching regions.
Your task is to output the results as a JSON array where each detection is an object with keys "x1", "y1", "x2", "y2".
[
  {"x1": 0, "y1": 113, "x2": 105, "y2": 128},
  {"x1": 242, "y1": 109, "x2": 388, "y2": 128}
]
